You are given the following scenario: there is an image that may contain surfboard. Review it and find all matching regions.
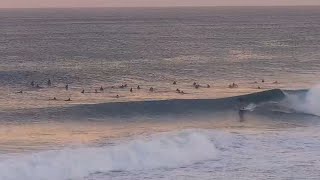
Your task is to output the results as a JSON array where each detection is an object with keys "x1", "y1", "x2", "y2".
[{"x1": 243, "y1": 103, "x2": 257, "y2": 112}]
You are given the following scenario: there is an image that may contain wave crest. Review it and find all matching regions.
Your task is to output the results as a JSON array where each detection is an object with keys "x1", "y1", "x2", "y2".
[{"x1": 0, "y1": 131, "x2": 216, "y2": 180}]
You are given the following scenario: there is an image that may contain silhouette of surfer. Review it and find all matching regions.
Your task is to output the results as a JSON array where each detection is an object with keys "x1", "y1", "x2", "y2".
[
  {"x1": 239, "y1": 108, "x2": 246, "y2": 122},
  {"x1": 238, "y1": 98, "x2": 246, "y2": 122},
  {"x1": 229, "y1": 83, "x2": 238, "y2": 88},
  {"x1": 47, "y1": 79, "x2": 51, "y2": 86},
  {"x1": 49, "y1": 97, "x2": 57, "y2": 101}
]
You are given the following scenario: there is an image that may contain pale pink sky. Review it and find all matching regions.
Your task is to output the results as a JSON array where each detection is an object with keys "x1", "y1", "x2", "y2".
[{"x1": 1, "y1": 0, "x2": 320, "y2": 8}]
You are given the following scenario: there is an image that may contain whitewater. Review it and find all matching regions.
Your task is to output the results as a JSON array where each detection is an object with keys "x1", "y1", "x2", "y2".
[{"x1": 1, "y1": 6, "x2": 320, "y2": 180}]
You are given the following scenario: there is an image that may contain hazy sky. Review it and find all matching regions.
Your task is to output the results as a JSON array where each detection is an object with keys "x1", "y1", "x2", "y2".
[{"x1": 1, "y1": 0, "x2": 320, "y2": 8}]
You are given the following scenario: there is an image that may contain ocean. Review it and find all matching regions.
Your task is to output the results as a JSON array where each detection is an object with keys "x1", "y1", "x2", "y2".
[{"x1": 0, "y1": 6, "x2": 320, "y2": 180}]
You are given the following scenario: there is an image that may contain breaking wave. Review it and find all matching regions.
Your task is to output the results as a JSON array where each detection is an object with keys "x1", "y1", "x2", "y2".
[
  {"x1": 38, "y1": 89, "x2": 286, "y2": 119},
  {"x1": 284, "y1": 85, "x2": 320, "y2": 116},
  {"x1": 0, "y1": 131, "x2": 216, "y2": 180},
  {"x1": 6, "y1": 88, "x2": 320, "y2": 123}
]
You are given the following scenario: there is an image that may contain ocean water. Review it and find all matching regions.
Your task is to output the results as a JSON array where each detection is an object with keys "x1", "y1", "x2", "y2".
[{"x1": 0, "y1": 6, "x2": 320, "y2": 180}]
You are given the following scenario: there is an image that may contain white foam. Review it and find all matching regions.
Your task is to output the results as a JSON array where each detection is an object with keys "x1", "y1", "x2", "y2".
[
  {"x1": 0, "y1": 131, "x2": 216, "y2": 180},
  {"x1": 285, "y1": 84, "x2": 320, "y2": 116}
]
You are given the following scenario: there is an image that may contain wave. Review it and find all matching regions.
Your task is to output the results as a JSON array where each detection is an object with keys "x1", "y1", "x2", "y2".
[
  {"x1": 0, "y1": 131, "x2": 216, "y2": 180},
  {"x1": 6, "y1": 88, "x2": 320, "y2": 123},
  {"x1": 41, "y1": 89, "x2": 286, "y2": 118}
]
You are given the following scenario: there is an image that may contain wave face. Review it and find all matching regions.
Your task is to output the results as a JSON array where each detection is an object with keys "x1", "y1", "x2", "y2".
[
  {"x1": 7, "y1": 88, "x2": 319, "y2": 124},
  {"x1": 0, "y1": 131, "x2": 216, "y2": 180},
  {"x1": 21, "y1": 89, "x2": 285, "y2": 120},
  {"x1": 5, "y1": 88, "x2": 320, "y2": 124}
]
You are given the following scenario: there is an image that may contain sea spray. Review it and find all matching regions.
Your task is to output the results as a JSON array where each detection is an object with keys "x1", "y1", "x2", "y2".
[{"x1": 285, "y1": 85, "x2": 320, "y2": 116}]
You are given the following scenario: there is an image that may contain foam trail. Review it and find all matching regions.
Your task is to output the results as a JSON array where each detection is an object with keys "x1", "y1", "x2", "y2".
[{"x1": 0, "y1": 131, "x2": 216, "y2": 180}]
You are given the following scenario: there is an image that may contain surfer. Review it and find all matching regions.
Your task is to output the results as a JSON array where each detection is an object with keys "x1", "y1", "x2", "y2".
[
  {"x1": 100, "y1": 86, "x2": 104, "y2": 91},
  {"x1": 176, "y1": 88, "x2": 181, "y2": 93},
  {"x1": 229, "y1": 83, "x2": 238, "y2": 88},
  {"x1": 238, "y1": 98, "x2": 246, "y2": 122},
  {"x1": 173, "y1": 81, "x2": 177, "y2": 85},
  {"x1": 137, "y1": 85, "x2": 141, "y2": 90},
  {"x1": 239, "y1": 107, "x2": 246, "y2": 122},
  {"x1": 16, "y1": 90, "x2": 23, "y2": 94},
  {"x1": 65, "y1": 98, "x2": 71, "y2": 101},
  {"x1": 207, "y1": 84, "x2": 210, "y2": 88},
  {"x1": 81, "y1": 89, "x2": 85, "y2": 93},
  {"x1": 130, "y1": 88, "x2": 133, "y2": 92},
  {"x1": 31, "y1": 81, "x2": 35, "y2": 87},
  {"x1": 47, "y1": 79, "x2": 51, "y2": 86},
  {"x1": 49, "y1": 97, "x2": 57, "y2": 101},
  {"x1": 149, "y1": 87, "x2": 154, "y2": 92},
  {"x1": 65, "y1": 84, "x2": 69, "y2": 90},
  {"x1": 116, "y1": 94, "x2": 119, "y2": 98}
]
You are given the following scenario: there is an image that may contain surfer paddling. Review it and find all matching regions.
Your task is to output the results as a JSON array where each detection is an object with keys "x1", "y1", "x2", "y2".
[{"x1": 49, "y1": 97, "x2": 57, "y2": 101}]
